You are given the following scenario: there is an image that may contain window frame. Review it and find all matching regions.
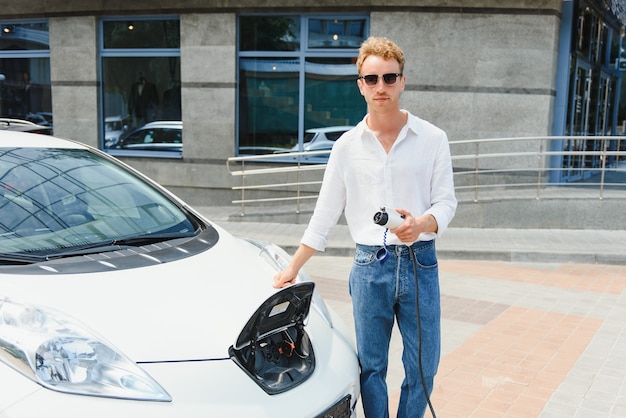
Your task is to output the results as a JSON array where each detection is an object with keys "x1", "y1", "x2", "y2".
[
  {"x1": 98, "y1": 15, "x2": 182, "y2": 159},
  {"x1": 0, "y1": 19, "x2": 51, "y2": 125},
  {"x1": 236, "y1": 13, "x2": 369, "y2": 161}
]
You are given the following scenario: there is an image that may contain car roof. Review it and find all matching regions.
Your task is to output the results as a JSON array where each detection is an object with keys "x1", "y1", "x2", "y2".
[
  {"x1": 305, "y1": 126, "x2": 353, "y2": 133},
  {"x1": 141, "y1": 120, "x2": 182, "y2": 128},
  {"x1": 0, "y1": 118, "x2": 39, "y2": 127},
  {"x1": 0, "y1": 130, "x2": 87, "y2": 149},
  {"x1": 0, "y1": 118, "x2": 54, "y2": 135}
]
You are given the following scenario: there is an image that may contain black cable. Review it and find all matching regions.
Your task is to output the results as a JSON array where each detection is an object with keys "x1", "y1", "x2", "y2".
[{"x1": 409, "y1": 246, "x2": 437, "y2": 418}]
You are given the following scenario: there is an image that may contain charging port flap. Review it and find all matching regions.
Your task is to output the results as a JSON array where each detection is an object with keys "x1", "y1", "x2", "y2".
[{"x1": 229, "y1": 282, "x2": 316, "y2": 394}]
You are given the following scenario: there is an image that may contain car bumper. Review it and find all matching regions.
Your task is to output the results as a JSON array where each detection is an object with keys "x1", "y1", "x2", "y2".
[{"x1": 0, "y1": 326, "x2": 359, "y2": 418}]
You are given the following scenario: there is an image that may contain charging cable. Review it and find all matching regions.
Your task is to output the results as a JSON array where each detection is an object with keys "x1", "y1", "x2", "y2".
[
  {"x1": 409, "y1": 246, "x2": 437, "y2": 418},
  {"x1": 373, "y1": 207, "x2": 437, "y2": 417}
]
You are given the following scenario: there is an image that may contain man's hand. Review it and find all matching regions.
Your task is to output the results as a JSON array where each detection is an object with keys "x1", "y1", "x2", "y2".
[
  {"x1": 273, "y1": 267, "x2": 298, "y2": 288},
  {"x1": 271, "y1": 244, "x2": 317, "y2": 288},
  {"x1": 391, "y1": 209, "x2": 438, "y2": 243}
]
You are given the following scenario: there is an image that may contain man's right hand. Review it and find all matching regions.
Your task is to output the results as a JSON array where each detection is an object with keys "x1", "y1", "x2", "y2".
[
  {"x1": 273, "y1": 267, "x2": 298, "y2": 288},
  {"x1": 272, "y1": 243, "x2": 317, "y2": 288}
]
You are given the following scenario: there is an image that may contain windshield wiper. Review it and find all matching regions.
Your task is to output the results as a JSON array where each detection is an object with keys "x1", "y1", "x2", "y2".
[
  {"x1": 0, "y1": 232, "x2": 198, "y2": 264},
  {"x1": 0, "y1": 252, "x2": 48, "y2": 264},
  {"x1": 112, "y1": 231, "x2": 197, "y2": 247},
  {"x1": 0, "y1": 241, "x2": 123, "y2": 264}
]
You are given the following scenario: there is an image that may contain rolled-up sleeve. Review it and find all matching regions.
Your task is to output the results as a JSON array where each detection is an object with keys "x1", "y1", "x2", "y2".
[
  {"x1": 425, "y1": 132, "x2": 457, "y2": 237},
  {"x1": 300, "y1": 149, "x2": 347, "y2": 251}
]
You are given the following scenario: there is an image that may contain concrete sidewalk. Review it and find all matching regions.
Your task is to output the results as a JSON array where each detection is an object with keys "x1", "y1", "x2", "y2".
[
  {"x1": 195, "y1": 205, "x2": 626, "y2": 266},
  {"x1": 196, "y1": 205, "x2": 626, "y2": 417}
]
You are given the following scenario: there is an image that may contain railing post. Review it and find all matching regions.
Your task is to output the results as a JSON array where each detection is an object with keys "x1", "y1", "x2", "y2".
[
  {"x1": 599, "y1": 137, "x2": 607, "y2": 200},
  {"x1": 296, "y1": 158, "x2": 301, "y2": 214},
  {"x1": 473, "y1": 142, "x2": 479, "y2": 202},
  {"x1": 536, "y1": 138, "x2": 544, "y2": 200},
  {"x1": 240, "y1": 160, "x2": 246, "y2": 216}
]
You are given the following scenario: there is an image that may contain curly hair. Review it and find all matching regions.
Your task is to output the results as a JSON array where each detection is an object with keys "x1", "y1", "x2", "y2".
[{"x1": 356, "y1": 36, "x2": 405, "y2": 75}]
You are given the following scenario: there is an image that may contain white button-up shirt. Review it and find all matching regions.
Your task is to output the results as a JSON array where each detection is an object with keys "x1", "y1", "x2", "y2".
[{"x1": 301, "y1": 110, "x2": 457, "y2": 251}]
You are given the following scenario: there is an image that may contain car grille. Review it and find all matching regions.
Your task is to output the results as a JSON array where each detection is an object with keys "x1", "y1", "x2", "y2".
[{"x1": 316, "y1": 395, "x2": 352, "y2": 418}]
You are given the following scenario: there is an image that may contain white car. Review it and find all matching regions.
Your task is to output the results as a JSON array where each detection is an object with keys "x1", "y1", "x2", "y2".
[
  {"x1": 112, "y1": 121, "x2": 182, "y2": 155},
  {"x1": 103, "y1": 116, "x2": 126, "y2": 148},
  {"x1": 286, "y1": 126, "x2": 353, "y2": 163},
  {"x1": 292, "y1": 126, "x2": 354, "y2": 153},
  {"x1": 0, "y1": 131, "x2": 360, "y2": 417}
]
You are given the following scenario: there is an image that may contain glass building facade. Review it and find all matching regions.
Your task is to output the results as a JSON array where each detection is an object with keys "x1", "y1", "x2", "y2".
[
  {"x1": 237, "y1": 15, "x2": 368, "y2": 158},
  {"x1": 0, "y1": 21, "x2": 52, "y2": 128},
  {"x1": 100, "y1": 17, "x2": 182, "y2": 156},
  {"x1": 560, "y1": 0, "x2": 624, "y2": 181}
]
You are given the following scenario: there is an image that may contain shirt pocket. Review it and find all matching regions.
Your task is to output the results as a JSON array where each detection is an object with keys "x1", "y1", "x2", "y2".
[{"x1": 346, "y1": 155, "x2": 384, "y2": 191}]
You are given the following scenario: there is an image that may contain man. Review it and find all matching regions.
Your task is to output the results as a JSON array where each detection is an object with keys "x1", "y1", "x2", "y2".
[
  {"x1": 128, "y1": 73, "x2": 159, "y2": 127},
  {"x1": 274, "y1": 37, "x2": 457, "y2": 418}
]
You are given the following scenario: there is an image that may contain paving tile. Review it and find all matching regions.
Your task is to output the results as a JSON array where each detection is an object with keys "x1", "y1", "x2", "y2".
[{"x1": 427, "y1": 307, "x2": 602, "y2": 417}]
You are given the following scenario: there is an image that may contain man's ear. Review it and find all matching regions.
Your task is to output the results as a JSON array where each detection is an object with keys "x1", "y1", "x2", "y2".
[{"x1": 357, "y1": 79, "x2": 367, "y2": 96}]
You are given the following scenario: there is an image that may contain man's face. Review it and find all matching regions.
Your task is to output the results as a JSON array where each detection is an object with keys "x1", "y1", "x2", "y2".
[{"x1": 357, "y1": 55, "x2": 405, "y2": 112}]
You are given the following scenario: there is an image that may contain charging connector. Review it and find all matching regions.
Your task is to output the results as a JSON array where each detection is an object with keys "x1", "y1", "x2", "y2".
[{"x1": 373, "y1": 207, "x2": 405, "y2": 229}]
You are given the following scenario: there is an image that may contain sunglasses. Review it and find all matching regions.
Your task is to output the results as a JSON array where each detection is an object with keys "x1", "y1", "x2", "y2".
[{"x1": 358, "y1": 73, "x2": 403, "y2": 86}]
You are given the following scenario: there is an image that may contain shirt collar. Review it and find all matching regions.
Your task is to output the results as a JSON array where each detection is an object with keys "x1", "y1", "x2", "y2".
[{"x1": 357, "y1": 110, "x2": 417, "y2": 145}]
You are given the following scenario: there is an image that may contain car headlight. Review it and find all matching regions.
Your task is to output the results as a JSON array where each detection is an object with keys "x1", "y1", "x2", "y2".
[
  {"x1": 245, "y1": 238, "x2": 334, "y2": 328},
  {"x1": 0, "y1": 297, "x2": 171, "y2": 402}
]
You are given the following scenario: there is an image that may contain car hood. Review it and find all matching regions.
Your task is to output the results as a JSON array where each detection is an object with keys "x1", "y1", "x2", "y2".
[{"x1": 0, "y1": 225, "x2": 282, "y2": 362}]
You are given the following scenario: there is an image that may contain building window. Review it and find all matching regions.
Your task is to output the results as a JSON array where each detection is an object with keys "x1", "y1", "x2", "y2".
[
  {"x1": 238, "y1": 15, "x2": 368, "y2": 160},
  {"x1": 100, "y1": 17, "x2": 181, "y2": 157},
  {"x1": 0, "y1": 21, "x2": 52, "y2": 129}
]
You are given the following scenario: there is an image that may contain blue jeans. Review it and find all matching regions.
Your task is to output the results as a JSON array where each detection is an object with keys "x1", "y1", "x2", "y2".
[{"x1": 350, "y1": 241, "x2": 441, "y2": 418}]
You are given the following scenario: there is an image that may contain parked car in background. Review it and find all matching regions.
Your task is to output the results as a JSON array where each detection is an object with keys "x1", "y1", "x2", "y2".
[
  {"x1": 25, "y1": 112, "x2": 53, "y2": 127},
  {"x1": 291, "y1": 126, "x2": 353, "y2": 153},
  {"x1": 0, "y1": 130, "x2": 360, "y2": 417},
  {"x1": 112, "y1": 121, "x2": 182, "y2": 155},
  {"x1": 103, "y1": 115, "x2": 127, "y2": 148},
  {"x1": 285, "y1": 126, "x2": 353, "y2": 163},
  {"x1": 0, "y1": 118, "x2": 52, "y2": 135}
]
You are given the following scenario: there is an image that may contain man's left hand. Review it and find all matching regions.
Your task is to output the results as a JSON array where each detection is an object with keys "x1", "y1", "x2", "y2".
[{"x1": 390, "y1": 209, "x2": 438, "y2": 243}]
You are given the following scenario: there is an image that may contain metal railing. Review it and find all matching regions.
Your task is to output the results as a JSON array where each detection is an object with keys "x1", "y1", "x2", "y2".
[
  {"x1": 227, "y1": 150, "x2": 329, "y2": 215},
  {"x1": 227, "y1": 136, "x2": 626, "y2": 216}
]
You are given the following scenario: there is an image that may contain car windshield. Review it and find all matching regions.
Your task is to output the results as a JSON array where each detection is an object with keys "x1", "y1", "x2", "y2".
[
  {"x1": 302, "y1": 132, "x2": 316, "y2": 144},
  {"x1": 0, "y1": 147, "x2": 198, "y2": 257}
]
